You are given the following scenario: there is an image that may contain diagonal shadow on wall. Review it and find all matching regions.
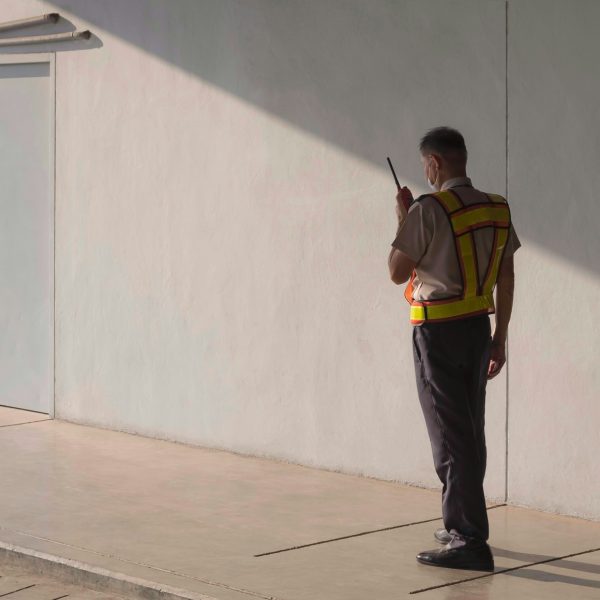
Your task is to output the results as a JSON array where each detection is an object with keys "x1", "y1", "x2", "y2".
[
  {"x1": 28, "y1": 0, "x2": 598, "y2": 278},
  {"x1": 38, "y1": 3, "x2": 501, "y2": 234}
]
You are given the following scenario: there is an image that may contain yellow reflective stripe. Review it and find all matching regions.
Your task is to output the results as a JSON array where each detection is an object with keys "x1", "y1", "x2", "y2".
[
  {"x1": 433, "y1": 190, "x2": 462, "y2": 212},
  {"x1": 451, "y1": 205, "x2": 510, "y2": 235},
  {"x1": 410, "y1": 293, "x2": 495, "y2": 322},
  {"x1": 486, "y1": 193, "x2": 507, "y2": 204},
  {"x1": 410, "y1": 305, "x2": 426, "y2": 322},
  {"x1": 482, "y1": 227, "x2": 510, "y2": 295},
  {"x1": 456, "y1": 233, "x2": 478, "y2": 297}
]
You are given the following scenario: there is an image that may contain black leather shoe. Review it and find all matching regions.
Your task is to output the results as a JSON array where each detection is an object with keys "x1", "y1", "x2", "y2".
[
  {"x1": 416, "y1": 540, "x2": 495, "y2": 572},
  {"x1": 434, "y1": 527, "x2": 453, "y2": 544}
]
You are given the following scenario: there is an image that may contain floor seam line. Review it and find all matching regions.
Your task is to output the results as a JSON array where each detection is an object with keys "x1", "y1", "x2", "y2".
[
  {"x1": 0, "y1": 419, "x2": 53, "y2": 429},
  {"x1": 254, "y1": 504, "x2": 507, "y2": 557},
  {"x1": 0, "y1": 405, "x2": 49, "y2": 415},
  {"x1": 409, "y1": 545, "x2": 600, "y2": 594},
  {"x1": 0, "y1": 584, "x2": 36, "y2": 597}
]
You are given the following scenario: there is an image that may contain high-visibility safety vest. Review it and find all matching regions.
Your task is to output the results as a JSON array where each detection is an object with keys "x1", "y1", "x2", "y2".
[{"x1": 404, "y1": 189, "x2": 512, "y2": 325}]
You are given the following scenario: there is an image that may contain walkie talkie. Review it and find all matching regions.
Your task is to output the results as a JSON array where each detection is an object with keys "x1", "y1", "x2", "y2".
[{"x1": 387, "y1": 156, "x2": 413, "y2": 211}]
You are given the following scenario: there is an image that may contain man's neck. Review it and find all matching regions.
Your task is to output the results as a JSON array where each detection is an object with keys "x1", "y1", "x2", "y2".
[{"x1": 440, "y1": 173, "x2": 467, "y2": 186}]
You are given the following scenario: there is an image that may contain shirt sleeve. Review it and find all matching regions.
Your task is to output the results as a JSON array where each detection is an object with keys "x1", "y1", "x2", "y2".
[
  {"x1": 503, "y1": 223, "x2": 522, "y2": 258},
  {"x1": 390, "y1": 200, "x2": 432, "y2": 263}
]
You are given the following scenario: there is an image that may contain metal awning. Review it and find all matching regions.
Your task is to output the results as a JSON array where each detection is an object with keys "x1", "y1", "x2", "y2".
[
  {"x1": 0, "y1": 13, "x2": 60, "y2": 33},
  {"x1": 0, "y1": 12, "x2": 92, "y2": 47}
]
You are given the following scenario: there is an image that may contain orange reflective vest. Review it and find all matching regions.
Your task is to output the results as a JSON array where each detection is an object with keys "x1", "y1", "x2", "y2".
[{"x1": 404, "y1": 189, "x2": 511, "y2": 325}]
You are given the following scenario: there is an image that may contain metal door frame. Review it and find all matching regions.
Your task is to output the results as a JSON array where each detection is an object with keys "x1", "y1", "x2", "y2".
[{"x1": 0, "y1": 53, "x2": 55, "y2": 417}]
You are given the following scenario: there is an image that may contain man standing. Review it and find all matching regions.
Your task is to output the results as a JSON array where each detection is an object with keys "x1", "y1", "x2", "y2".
[{"x1": 388, "y1": 126, "x2": 520, "y2": 572}]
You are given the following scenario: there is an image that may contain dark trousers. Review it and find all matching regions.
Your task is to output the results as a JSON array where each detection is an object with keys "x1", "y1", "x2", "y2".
[{"x1": 412, "y1": 314, "x2": 492, "y2": 543}]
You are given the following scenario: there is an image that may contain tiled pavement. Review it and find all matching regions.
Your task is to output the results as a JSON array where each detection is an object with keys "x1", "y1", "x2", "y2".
[{"x1": 0, "y1": 406, "x2": 598, "y2": 599}]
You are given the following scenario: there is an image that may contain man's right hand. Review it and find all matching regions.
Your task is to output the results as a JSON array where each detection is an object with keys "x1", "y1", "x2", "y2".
[
  {"x1": 487, "y1": 340, "x2": 506, "y2": 379},
  {"x1": 395, "y1": 186, "x2": 413, "y2": 224}
]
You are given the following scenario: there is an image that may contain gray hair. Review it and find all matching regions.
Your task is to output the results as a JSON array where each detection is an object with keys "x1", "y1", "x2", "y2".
[{"x1": 419, "y1": 126, "x2": 468, "y2": 164}]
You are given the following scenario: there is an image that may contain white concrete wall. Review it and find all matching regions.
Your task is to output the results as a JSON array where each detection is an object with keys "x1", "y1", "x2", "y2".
[
  {"x1": 507, "y1": 0, "x2": 600, "y2": 520},
  {"x1": 2, "y1": 0, "x2": 596, "y2": 519}
]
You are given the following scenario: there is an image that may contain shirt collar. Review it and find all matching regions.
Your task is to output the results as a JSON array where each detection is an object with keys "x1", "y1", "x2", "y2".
[{"x1": 441, "y1": 176, "x2": 473, "y2": 191}]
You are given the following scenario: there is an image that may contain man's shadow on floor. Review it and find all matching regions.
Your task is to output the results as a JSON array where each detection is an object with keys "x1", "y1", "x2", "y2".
[{"x1": 491, "y1": 546, "x2": 600, "y2": 591}]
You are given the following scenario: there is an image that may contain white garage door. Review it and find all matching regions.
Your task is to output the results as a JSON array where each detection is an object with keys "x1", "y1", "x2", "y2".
[{"x1": 0, "y1": 57, "x2": 54, "y2": 414}]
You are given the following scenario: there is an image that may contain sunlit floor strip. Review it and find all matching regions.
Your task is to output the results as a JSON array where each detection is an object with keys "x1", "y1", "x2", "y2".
[{"x1": 0, "y1": 534, "x2": 281, "y2": 600}]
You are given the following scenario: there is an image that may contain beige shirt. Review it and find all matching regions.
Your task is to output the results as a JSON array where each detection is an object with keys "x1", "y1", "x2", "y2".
[{"x1": 391, "y1": 176, "x2": 521, "y2": 301}]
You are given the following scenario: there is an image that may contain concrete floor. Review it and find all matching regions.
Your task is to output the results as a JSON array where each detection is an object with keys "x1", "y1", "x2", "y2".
[{"x1": 0, "y1": 407, "x2": 598, "y2": 599}]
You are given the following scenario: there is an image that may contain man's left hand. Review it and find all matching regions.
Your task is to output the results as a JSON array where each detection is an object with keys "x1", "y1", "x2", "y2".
[{"x1": 487, "y1": 340, "x2": 506, "y2": 379}]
